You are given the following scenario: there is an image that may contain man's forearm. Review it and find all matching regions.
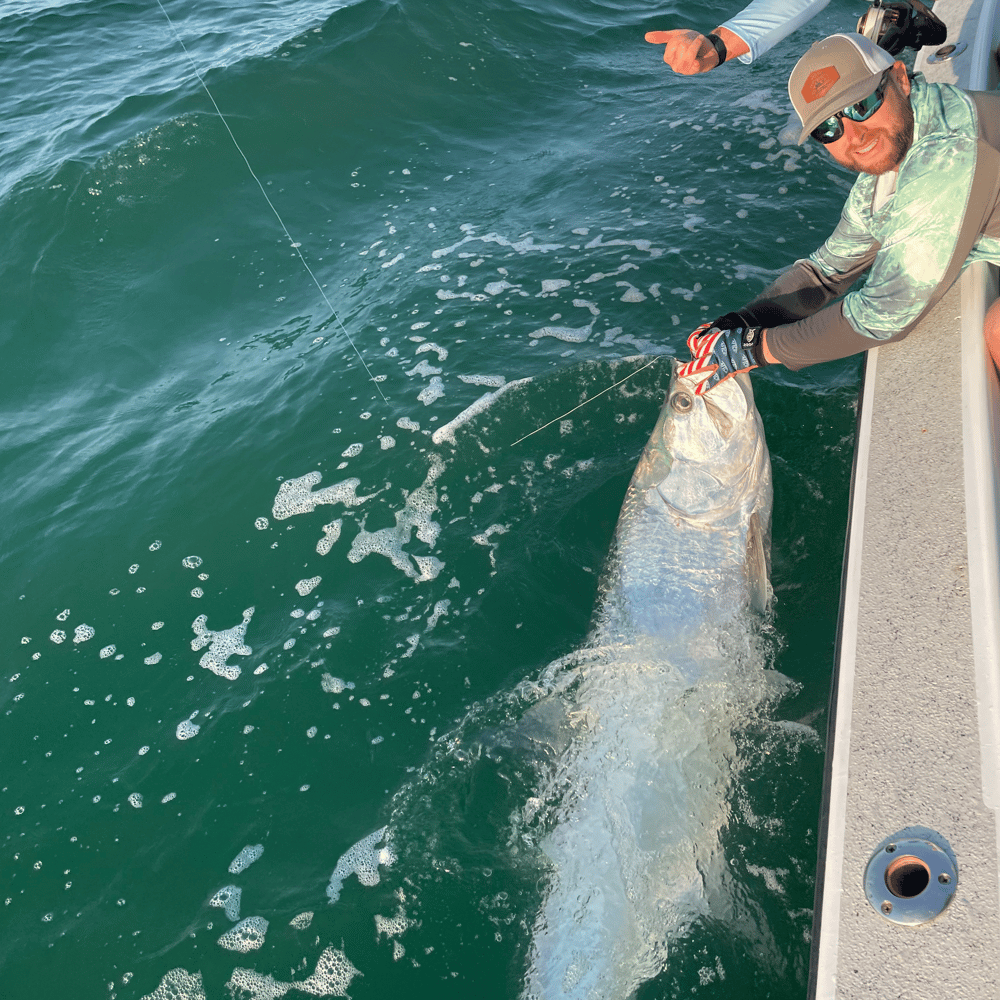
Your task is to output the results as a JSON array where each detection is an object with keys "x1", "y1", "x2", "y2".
[{"x1": 759, "y1": 303, "x2": 906, "y2": 370}]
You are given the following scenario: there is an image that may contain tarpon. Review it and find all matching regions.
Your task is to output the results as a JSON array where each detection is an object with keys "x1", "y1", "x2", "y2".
[{"x1": 523, "y1": 365, "x2": 774, "y2": 999}]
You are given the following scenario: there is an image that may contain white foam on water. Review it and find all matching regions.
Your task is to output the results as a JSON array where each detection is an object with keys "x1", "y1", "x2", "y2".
[
  {"x1": 175, "y1": 720, "x2": 200, "y2": 741},
  {"x1": 396, "y1": 417, "x2": 420, "y2": 432},
  {"x1": 272, "y1": 472, "x2": 373, "y2": 521},
  {"x1": 347, "y1": 459, "x2": 443, "y2": 580},
  {"x1": 436, "y1": 288, "x2": 488, "y2": 302},
  {"x1": 50, "y1": 630, "x2": 66, "y2": 644},
  {"x1": 617, "y1": 282, "x2": 646, "y2": 303},
  {"x1": 326, "y1": 827, "x2": 396, "y2": 903},
  {"x1": 208, "y1": 885, "x2": 242, "y2": 921},
  {"x1": 289, "y1": 911, "x2": 313, "y2": 930},
  {"x1": 182, "y1": 556, "x2": 203, "y2": 570},
  {"x1": 582, "y1": 263, "x2": 639, "y2": 284},
  {"x1": 484, "y1": 279, "x2": 520, "y2": 296},
  {"x1": 414, "y1": 343, "x2": 448, "y2": 364},
  {"x1": 431, "y1": 230, "x2": 563, "y2": 259},
  {"x1": 379, "y1": 435, "x2": 395, "y2": 450},
  {"x1": 296, "y1": 577, "x2": 321, "y2": 597},
  {"x1": 128, "y1": 793, "x2": 143, "y2": 809},
  {"x1": 226, "y1": 945, "x2": 360, "y2": 999},
  {"x1": 73, "y1": 625, "x2": 95, "y2": 643},
  {"x1": 431, "y1": 377, "x2": 531, "y2": 446},
  {"x1": 255, "y1": 517, "x2": 269, "y2": 530},
  {"x1": 733, "y1": 88, "x2": 788, "y2": 115},
  {"x1": 321, "y1": 674, "x2": 354, "y2": 694},
  {"x1": 527, "y1": 323, "x2": 593, "y2": 344},
  {"x1": 417, "y1": 376, "x2": 445, "y2": 406},
  {"x1": 406, "y1": 359, "x2": 441, "y2": 378},
  {"x1": 222, "y1": 969, "x2": 286, "y2": 1000},
  {"x1": 144, "y1": 652, "x2": 162, "y2": 665},
  {"x1": 457, "y1": 374, "x2": 506, "y2": 387},
  {"x1": 732, "y1": 262, "x2": 784, "y2": 284},
  {"x1": 746, "y1": 863, "x2": 789, "y2": 894},
  {"x1": 374, "y1": 903, "x2": 411, "y2": 939},
  {"x1": 228, "y1": 844, "x2": 264, "y2": 874},
  {"x1": 217, "y1": 915, "x2": 268, "y2": 952},
  {"x1": 139, "y1": 968, "x2": 205, "y2": 1000},
  {"x1": 190, "y1": 607, "x2": 254, "y2": 680},
  {"x1": 425, "y1": 600, "x2": 450, "y2": 630},
  {"x1": 583, "y1": 234, "x2": 663, "y2": 256}
]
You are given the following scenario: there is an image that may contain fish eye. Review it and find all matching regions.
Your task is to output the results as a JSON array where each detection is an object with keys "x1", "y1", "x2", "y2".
[{"x1": 669, "y1": 391, "x2": 693, "y2": 413}]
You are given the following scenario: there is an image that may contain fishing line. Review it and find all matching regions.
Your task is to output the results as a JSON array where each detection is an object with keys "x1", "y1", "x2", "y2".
[
  {"x1": 510, "y1": 355, "x2": 668, "y2": 447},
  {"x1": 154, "y1": 0, "x2": 387, "y2": 404}
]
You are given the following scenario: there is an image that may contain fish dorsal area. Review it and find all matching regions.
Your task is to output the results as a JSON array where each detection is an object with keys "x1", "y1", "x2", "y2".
[{"x1": 655, "y1": 374, "x2": 758, "y2": 522}]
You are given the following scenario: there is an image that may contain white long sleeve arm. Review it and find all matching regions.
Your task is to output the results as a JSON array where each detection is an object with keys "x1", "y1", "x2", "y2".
[{"x1": 719, "y1": 0, "x2": 831, "y2": 62}]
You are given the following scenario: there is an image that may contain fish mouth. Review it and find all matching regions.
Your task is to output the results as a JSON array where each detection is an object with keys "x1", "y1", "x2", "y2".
[{"x1": 669, "y1": 364, "x2": 754, "y2": 430}]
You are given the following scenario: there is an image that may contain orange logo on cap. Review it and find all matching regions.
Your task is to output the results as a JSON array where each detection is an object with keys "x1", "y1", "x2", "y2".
[{"x1": 801, "y1": 66, "x2": 841, "y2": 103}]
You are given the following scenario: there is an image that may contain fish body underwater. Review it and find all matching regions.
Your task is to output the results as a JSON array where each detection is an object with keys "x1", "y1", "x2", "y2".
[{"x1": 523, "y1": 366, "x2": 775, "y2": 998}]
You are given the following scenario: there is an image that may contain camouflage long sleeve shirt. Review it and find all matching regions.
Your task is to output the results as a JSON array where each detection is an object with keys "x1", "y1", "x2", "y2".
[{"x1": 745, "y1": 77, "x2": 1000, "y2": 370}]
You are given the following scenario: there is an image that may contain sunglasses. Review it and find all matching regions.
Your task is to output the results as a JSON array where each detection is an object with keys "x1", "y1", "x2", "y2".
[{"x1": 810, "y1": 72, "x2": 891, "y2": 144}]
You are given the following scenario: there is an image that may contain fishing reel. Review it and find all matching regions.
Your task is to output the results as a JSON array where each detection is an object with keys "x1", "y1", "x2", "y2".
[{"x1": 857, "y1": 0, "x2": 947, "y2": 55}]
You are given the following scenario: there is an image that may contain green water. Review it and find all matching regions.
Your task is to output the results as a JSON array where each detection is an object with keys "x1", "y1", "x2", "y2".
[{"x1": 1, "y1": 0, "x2": 861, "y2": 997}]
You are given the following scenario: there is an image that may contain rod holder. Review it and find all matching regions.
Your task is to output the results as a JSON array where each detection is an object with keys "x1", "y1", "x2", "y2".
[{"x1": 864, "y1": 836, "x2": 957, "y2": 925}]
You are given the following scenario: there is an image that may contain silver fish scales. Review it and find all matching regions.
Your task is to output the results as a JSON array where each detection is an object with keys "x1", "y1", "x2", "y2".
[{"x1": 525, "y1": 367, "x2": 776, "y2": 999}]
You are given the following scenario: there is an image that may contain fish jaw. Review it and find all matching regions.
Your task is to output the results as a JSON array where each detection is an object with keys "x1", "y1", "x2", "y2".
[{"x1": 629, "y1": 369, "x2": 769, "y2": 526}]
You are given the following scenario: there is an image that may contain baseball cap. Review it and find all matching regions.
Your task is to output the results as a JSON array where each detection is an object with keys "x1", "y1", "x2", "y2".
[{"x1": 788, "y1": 33, "x2": 895, "y2": 144}]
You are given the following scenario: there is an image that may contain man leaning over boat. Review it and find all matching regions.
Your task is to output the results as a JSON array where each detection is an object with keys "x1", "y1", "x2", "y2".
[{"x1": 677, "y1": 32, "x2": 1000, "y2": 395}]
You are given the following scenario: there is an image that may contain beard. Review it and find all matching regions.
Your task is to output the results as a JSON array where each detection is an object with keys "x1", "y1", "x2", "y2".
[{"x1": 841, "y1": 94, "x2": 915, "y2": 176}]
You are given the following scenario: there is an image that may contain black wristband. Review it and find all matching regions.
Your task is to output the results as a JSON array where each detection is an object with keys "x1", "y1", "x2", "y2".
[
  {"x1": 705, "y1": 32, "x2": 728, "y2": 66},
  {"x1": 745, "y1": 327, "x2": 768, "y2": 368}
]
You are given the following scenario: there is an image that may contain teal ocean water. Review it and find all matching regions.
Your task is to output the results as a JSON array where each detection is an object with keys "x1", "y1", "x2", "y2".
[{"x1": 2, "y1": 1, "x2": 863, "y2": 997}]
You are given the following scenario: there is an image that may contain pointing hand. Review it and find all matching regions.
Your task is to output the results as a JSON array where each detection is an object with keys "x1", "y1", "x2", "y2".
[{"x1": 644, "y1": 30, "x2": 721, "y2": 74}]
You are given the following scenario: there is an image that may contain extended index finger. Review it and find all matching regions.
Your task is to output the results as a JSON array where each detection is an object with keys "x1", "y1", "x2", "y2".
[{"x1": 644, "y1": 31, "x2": 676, "y2": 43}]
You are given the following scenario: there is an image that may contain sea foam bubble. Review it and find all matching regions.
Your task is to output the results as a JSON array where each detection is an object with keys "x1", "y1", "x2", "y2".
[{"x1": 217, "y1": 915, "x2": 268, "y2": 952}]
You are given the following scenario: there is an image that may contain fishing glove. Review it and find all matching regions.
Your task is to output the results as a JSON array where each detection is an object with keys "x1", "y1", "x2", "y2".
[{"x1": 677, "y1": 313, "x2": 767, "y2": 395}]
